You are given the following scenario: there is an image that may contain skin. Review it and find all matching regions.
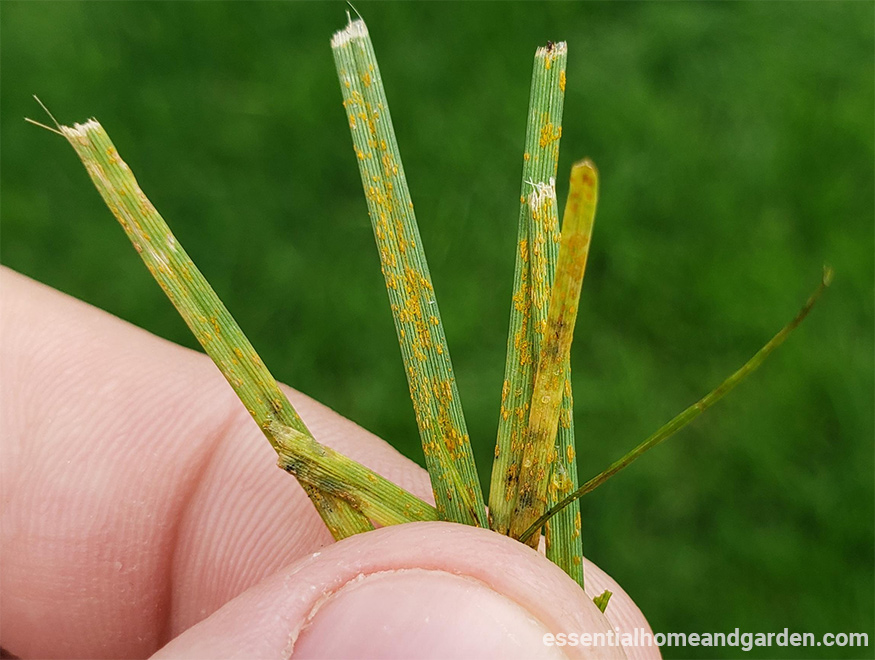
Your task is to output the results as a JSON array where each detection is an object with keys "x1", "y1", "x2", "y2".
[{"x1": 0, "y1": 267, "x2": 658, "y2": 659}]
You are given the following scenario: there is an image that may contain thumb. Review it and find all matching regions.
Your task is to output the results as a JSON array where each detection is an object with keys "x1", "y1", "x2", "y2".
[{"x1": 152, "y1": 522, "x2": 646, "y2": 659}]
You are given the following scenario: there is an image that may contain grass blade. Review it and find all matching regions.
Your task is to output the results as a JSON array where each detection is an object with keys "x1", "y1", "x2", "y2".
[
  {"x1": 593, "y1": 590, "x2": 612, "y2": 613},
  {"x1": 489, "y1": 42, "x2": 568, "y2": 535},
  {"x1": 302, "y1": 483, "x2": 374, "y2": 538},
  {"x1": 527, "y1": 183, "x2": 584, "y2": 585},
  {"x1": 519, "y1": 267, "x2": 833, "y2": 544},
  {"x1": 510, "y1": 160, "x2": 598, "y2": 546},
  {"x1": 58, "y1": 118, "x2": 437, "y2": 537},
  {"x1": 331, "y1": 17, "x2": 487, "y2": 526}
]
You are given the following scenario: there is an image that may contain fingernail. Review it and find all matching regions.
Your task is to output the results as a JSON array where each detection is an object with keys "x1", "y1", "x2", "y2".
[{"x1": 292, "y1": 568, "x2": 564, "y2": 659}]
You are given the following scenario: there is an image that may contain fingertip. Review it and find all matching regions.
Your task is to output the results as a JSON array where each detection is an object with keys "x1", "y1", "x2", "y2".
[
  {"x1": 292, "y1": 569, "x2": 567, "y2": 659},
  {"x1": 154, "y1": 523, "x2": 631, "y2": 660}
]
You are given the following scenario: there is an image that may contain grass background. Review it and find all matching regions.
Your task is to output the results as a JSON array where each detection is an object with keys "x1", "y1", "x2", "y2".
[{"x1": 2, "y1": 2, "x2": 872, "y2": 657}]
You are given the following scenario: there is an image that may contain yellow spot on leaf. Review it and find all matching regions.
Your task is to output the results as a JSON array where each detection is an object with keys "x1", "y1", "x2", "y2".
[{"x1": 539, "y1": 122, "x2": 561, "y2": 149}]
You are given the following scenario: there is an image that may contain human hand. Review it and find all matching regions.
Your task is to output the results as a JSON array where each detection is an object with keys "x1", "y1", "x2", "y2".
[{"x1": 1, "y1": 268, "x2": 656, "y2": 659}]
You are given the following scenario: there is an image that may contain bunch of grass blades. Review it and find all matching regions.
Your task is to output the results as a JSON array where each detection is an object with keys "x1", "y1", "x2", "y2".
[{"x1": 28, "y1": 14, "x2": 830, "y2": 613}]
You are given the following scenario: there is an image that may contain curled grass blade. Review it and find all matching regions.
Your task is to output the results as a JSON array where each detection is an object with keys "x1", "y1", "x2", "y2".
[
  {"x1": 527, "y1": 182, "x2": 584, "y2": 585},
  {"x1": 510, "y1": 160, "x2": 598, "y2": 546}
]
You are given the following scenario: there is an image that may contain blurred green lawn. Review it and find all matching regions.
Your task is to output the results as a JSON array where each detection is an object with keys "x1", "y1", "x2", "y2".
[{"x1": 2, "y1": 2, "x2": 872, "y2": 657}]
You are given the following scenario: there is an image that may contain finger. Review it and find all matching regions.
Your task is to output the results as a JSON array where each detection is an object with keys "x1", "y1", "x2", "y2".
[
  {"x1": 0, "y1": 269, "x2": 655, "y2": 660},
  {"x1": 0, "y1": 268, "x2": 431, "y2": 658},
  {"x1": 154, "y1": 522, "x2": 646, "y2": 660}
]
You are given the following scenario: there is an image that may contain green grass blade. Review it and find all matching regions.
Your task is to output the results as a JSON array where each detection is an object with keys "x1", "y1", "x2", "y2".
[
  {"x1": 510, "y1": 160, "x2": 598, "y2": 546},
  {"x1": 58, "y1": 118, "x2": 437, "y2": 536},
  {"x1": 519, "y1": 267, "x2": 833, "y2": 544},
  {"x1": 489, "y1": 42, "x2": 567, "y2": 535},
  {"x1": 593, "y1": 590, "x2": 613, "y2": 613},
  {"x1": 331, "y1": 17, "x2": 487, "y2": 526},
  {"x1": 527, "y1": 183, "x2": 584, "y2": 586},
  {"x1": 302, "y1": 483, "x2": 374, "y2": 538}
]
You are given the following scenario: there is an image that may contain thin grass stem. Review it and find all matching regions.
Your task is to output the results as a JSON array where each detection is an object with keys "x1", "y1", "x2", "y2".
[{"x1": 519, "y1": 267, "x2": 833, "y2": 544}]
